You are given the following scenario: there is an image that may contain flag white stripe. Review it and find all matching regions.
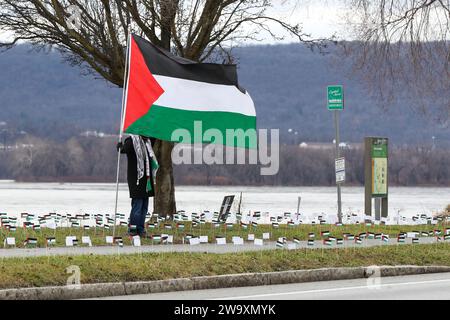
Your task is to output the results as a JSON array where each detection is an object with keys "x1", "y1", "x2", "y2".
[{"x1": 154, "y1": 75, "x2": 256, "y2": 116}]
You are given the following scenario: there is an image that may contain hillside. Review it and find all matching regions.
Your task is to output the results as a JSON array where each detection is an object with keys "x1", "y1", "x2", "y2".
[{"x1": 0, "y1": 44, "x2": 448, "y2": 146}]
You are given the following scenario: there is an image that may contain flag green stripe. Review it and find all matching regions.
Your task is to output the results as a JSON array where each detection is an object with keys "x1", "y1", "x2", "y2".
[{"x1": 125, "y1": 105, "x2": 257, "y2": 149}]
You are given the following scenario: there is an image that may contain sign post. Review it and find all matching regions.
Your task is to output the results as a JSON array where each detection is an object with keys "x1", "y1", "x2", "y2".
[
  {"x1": 364, "y1": 137, "x2": 389, "y2": 221},
  {"x1": 327, "y1": 85, "x2": 344, "y2": 223}
]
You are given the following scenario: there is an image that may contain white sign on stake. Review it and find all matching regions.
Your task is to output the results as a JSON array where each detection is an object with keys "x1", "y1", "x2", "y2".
[
  {"x1": 132, "y1": 236, "x2": 141, "y2": 247},
  {"x1": 82, "y1": 236, "x2": 92, "y2": 247},
  {"x1": 199, "y1": 236, "x2": 209, "y2": 243},
  {"x1": 65, "y1": 236, "x2": 76, "y2": 247},
  {"x1": 254, "y1": 239, "x2": 264, "y2": 246},
  {"x1": 216, "y1": 237, "x2": 226, "y2": 245},
  {"x1": 233, "y1": 237, "x2": 244, "y2": 245},
  {"x1": 5, "y1": 237, "x2": 15, "y2": 246},
  {"x1": 248, "y1": 234, "x2": 255, "y2": 241},
  {"x1": 263, "y1": 233, "x2": 270, "y2": 240},
  {"x1": 189, "y1": 237, "x2": 200, "y2": 246}
]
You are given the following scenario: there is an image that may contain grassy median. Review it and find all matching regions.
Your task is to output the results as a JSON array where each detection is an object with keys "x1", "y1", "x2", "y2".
[
  {"x1": 1, "y1": 222, "x2": 448, "y2": 248},
  {"x1": 0, "y1": 243, "x2": 450, "y2": 289}
]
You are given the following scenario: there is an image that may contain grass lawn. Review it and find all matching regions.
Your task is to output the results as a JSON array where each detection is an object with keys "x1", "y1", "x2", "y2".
[
  {"x1": 0, "y1": 243, "x2": 450, "y2": 289},
  {"x1": 1, "y1": 222, "x2": 448, "y2": 248}
]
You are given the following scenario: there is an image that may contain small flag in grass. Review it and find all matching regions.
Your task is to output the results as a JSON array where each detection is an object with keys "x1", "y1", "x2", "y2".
[
  {"x1": 252, "y1": 221, "x2": 258, "y2": 228},
  {"x1": 276, "y1": 240, "x2": 285, "y2": 248},
  {"x1": 46, "y1": 237, "x2": 56, "y2": 246},
  {"x1": 398, "y1": 236, "x2": 406, "y2": 243},
  {"x1": 434, "y1": 230, "x2": 442, "y2": 236},
  {"x1": 320, "y1": 231, "x2": 330, "y2": 237},
  {"x1": 287, "y1": 221, "x2": 295, "y2": 228},
  {"x1": 320, "y1": 220, "x2": 326, "y2": 225},
  {"x1": 345, "y1": 234, "x2": 355, "y2": 241},
  {"x1": 308, "y1": 233, "x2": 315, "y2": 239},
  {"x1": 323, "y1": 239, "x2": 333, "y2": 246},
  {"x1": 185, "y1": 234, "x2": 193, "y2": 240},
  {"x1": 421, "y1": 231, "x2": 429, "y2": 237},
  {"x1": 367, "y1": 232, "x2": 375, "y2": 239},
  {"x1": 355, "y1": 237, "x2": 363, "y2": 245},
  {"x1": 359, "y1": 232, "x2": 367, "y2": 239},
  {"x1": 328, "y1": 236, "x2": 337, "y2": 242},
  {"x1": 226, "y1": 223, "x2": 234, "y2": 229},
  {"x1": 382, "y1": 235, "x2": 390, "y2": 243},
  {"x1": 272, "y1": 223, "x2": 279, "y2": 229},
  {"x1": 177, "y1": 223, "x2": 185, "y2": 230},
  {"x1": 104, "y1": 224, "x2": 111, "y2": 230},
  {"x1": 164, "y1": 224, "x2": 173, "y2": 230},
  {"x1": 152, "y1": 235, "x2": 162, "y2": 242},
  {"x1": 24, "y1": 238, "x2": 38, "y2": 246},
  {"x1": 114, "y1": 237, "x2": 124, "y2": 247},
  {"x1": 293, "y1": 237, "x2": 301, "y2": 244},
  {"x1": 412, "y1": 238, "x2": 420, "y2": 244},
  {"x1": 374, "y1": 233, "x2": 382, "y2": 240},
  {"x1": 444, "y1": 235, "x2": 450, "y2": 241},
  {"x1": 308, "y1": 240, "x2": 315, "y2": 246},
  {"x1": 71, "y1": 222, "x2": 80, "y2": 228},
  {"x1": 336, "y1": 238, "x2": 344, "y2": 245}
]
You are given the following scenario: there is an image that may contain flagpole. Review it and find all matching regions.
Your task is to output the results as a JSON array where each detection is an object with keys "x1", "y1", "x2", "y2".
[{"x1": 113, "y1": 32, "x2": 132, "y2": 238}]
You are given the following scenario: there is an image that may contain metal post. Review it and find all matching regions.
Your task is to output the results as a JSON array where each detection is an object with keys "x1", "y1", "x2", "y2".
[
  {"x1": 374, "y1": 198, "x2": 381, "y2": 221},
  {"x1": 334, "y1": 110, "x2": 343, "y2": 223},
  {"x1": 113, "y1": 32, "x2": 132, "y2": 238}
]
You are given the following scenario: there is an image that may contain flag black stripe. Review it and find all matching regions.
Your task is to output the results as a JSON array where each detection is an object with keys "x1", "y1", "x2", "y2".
[{"x1": 132, "y1": 35, "x2": 239, "y2": 86}]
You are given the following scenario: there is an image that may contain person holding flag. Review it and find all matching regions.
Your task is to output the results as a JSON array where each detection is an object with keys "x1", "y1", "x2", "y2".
[{"x1": 117, "y1": 135, "x2": 158, "y2": 237}]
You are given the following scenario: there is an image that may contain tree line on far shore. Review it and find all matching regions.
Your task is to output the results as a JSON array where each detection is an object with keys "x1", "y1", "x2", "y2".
[{"x1": 0, "y1": 135, "x2": 448, "y2": 187}]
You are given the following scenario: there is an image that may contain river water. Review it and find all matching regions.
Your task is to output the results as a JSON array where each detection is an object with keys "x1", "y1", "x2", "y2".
[{"x1": 0, "y1": 181, "x2": 448, "y2": 223}]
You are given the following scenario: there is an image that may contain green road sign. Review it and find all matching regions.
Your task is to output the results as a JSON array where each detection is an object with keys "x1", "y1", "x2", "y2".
[
  {"x1": 327, "y1": 85, "x2": 344, "y2": 110},
  {"x1": 371, "y1": 138, "x2": 388, "y2": 197}
]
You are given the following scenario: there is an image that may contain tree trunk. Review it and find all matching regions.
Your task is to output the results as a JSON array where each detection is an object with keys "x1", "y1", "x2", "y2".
[
  {"x1": 152, "y1": 1, "x2": 178, "y2": 217},
  {"x1": 153, "y1": 136, "x2": 177, "y2": 216}
]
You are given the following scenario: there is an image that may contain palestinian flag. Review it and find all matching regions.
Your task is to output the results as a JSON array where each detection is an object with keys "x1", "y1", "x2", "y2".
[
  {"x1": 336, "y1": 239, "x2": 344, "y2": 245},
  {"x1": 293, "y1": 237, "x2": 301, "y2": 245},
  {"x1": 308, "y1": 233, "x2": 315, "y2": 239},
  {"x1": 308, "y1": 240, "x2": 315, "y2": 246},
  {"x1": 412, "y1": 238, "x2": 420, "y2": 244},
  {"x1": 355, "y1": 237, "x2": 363, "y2": 245},
  {"x1": 344, "y1": 234, "x2": 355, "y2": 241},
  {"x1": 122, "y1": 34, "x2": 257, "y2": 149},
  {"x1": 46, "y1": 237, "x2": 56, "y2": 245},
  {"x1": 320, "y1": 231, "x2": 330, "y2": 237}
]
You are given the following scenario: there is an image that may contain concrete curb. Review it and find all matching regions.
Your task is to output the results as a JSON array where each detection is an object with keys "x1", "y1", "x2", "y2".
[{"x1": 1, "y1": 265, "x2": 450, "y2": 300}]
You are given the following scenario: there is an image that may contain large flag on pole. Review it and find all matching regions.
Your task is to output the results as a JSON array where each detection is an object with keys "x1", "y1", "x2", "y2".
[{"x1": 121, "y1": 34, "x2": 257, "y2": 149}]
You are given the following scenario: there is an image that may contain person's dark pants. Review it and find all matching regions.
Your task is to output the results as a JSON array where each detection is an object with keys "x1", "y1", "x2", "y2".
[{"x1": 129, "y1": 198, "x2": 149, "y2": 235}]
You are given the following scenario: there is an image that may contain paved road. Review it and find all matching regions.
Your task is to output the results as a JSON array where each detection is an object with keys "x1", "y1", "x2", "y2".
[
  {"x1": 97, "y1": 272, "x2": 450, "y2": 300},
  {"x1": 0, "y1": 237, "x2": 440, "y2": 258}
]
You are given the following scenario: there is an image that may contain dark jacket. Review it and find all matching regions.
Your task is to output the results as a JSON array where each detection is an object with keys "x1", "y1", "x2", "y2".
[{"x1": 121, "y1": 137, "x2": 156, "y2": 199}]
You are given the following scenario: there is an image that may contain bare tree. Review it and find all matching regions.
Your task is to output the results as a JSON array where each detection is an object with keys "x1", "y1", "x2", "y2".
[
  {"x1": 0, "y1": 0, "x2": 330, "y2": 214},
  {"x1": 342, "y1": 0, "x2": 450, "y2": 122}
]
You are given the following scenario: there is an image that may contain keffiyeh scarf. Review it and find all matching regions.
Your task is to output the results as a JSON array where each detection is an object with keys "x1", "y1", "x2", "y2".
[{"x1": 130, "y1": 135, "x2": 159, "y2": 192}]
